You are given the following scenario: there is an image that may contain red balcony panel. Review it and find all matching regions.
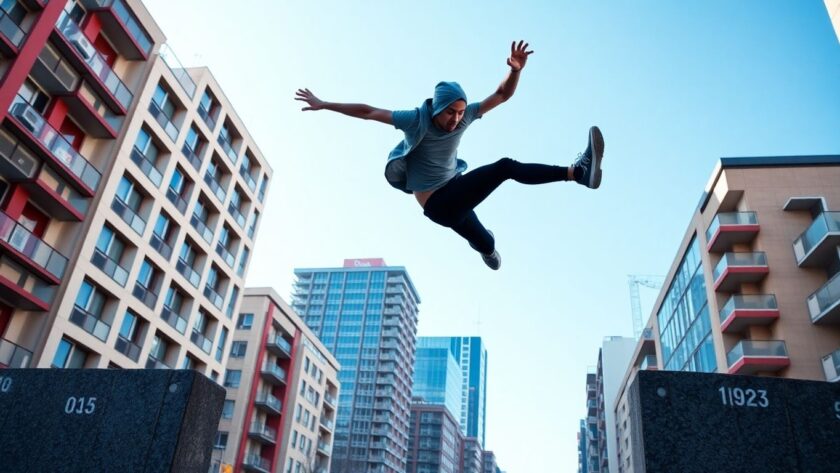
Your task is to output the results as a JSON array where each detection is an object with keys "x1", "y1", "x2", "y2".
[
  {"x1": 726, "y1": 340, "x2": 790, "y2": 375},
  {"x1": 727, "y1": 356, "x2": 790, "y2": 375},
  {"x1": 713, "y1": 266, "x2": 769, "y2": 292},
  {"x1": 0, "y1": 274, "x2": 50, "y2": 311},
  {"x1": 81, "y1": 0, "x2": 152, "y2": 60},
  {"x1": 706, "y1": 224, "x2": 761, "y2": 253},
  {"x1": 56, "y1": 90, "x2": 118, "y2": 139},
  {"x1": 720, "y1": 309, "x2": 780, "y2": 333}
]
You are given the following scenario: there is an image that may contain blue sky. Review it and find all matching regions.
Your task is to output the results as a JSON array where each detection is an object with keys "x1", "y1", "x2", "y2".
[{"x1": 144, "y1": 1, "x2": 840, "y2": 470}]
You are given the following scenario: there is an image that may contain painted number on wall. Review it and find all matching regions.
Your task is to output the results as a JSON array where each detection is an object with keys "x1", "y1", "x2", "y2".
[
  {"x1": 834, "y1": 401, "x2": 840, "y2": 420},
  {"x1": 0, "y1": 376, "x2": 11, "y2": 393},
  {"x1": 64, "y1": 397, "x2": 96, "y2": 415},
  {"x1": 719, "y1": 387, "x2": 769, "y2": 408}
]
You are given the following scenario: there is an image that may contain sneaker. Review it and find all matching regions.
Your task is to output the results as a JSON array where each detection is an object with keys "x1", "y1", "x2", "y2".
[
  {"x1": 572, "y1": 126, "x2": 605, "y2": 189},
  {"x1": 470, "y1": 230, "x2": 501, "y2": 270}
]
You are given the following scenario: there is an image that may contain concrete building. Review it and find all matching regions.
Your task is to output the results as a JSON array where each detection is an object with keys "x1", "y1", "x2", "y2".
[
  {"x1": 826, "y1": 0, "x2": 840, "y2": 42},
  {"x1": 417, "y1": 336, "x2": 488, "y2": 445},
  {"x1": 481, "y1": 450, "x2": 496, "y2": 473},
  {"x1": 461, "y1": 437, "x2": 483, "y2": 473},
  {"x1": 214, "y1": 288, "x2": 339, "y2": 473},
  {"x1": 0, "y1": 1, "x2": 270, "y2": 381},
  {"x1": 291, "y1": 258, "x2": 420, "y2": 473},
  {"x1": 406, "y1": 402, "x2": 462, "y2": 473},
  {"x1": 613, "y1": 156, "x2": 840, "y2": 473}
]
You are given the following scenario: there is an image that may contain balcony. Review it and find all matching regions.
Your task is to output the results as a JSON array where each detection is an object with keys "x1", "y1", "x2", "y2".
[
  {"x1": 145, "y1": 355, "x2": 170, "y2": 369},
  {"x1": 265, "y1": 335, "x2": 292, "y2": 358},
  {"x1": 175, "y1": 258, "x2": 200, "y2": 288},
  {"x1": 60, "y1": 83, "x2": 121, "y2": 138},
  {"x1": 69, "y1": 305, "x2": 111, "y2": 342},
  {"x1": 640, "y1": 355, "x2": 658, "y2": 371},
  {"x1": 203, "y1": 285, "x2": 223, "y2": 309},
  {"x1": 54, "y1": 12, "x2": 132, "y2": 112},
  {"x1": 7, "y1": 95, "x2": 101, "y2": 193},
  {"x1": 317, "y1": 440, "x2": 331, "y2": 455},
  {"x1": 712, "y1": 252, "x2": 769, "y2": 292},
  {"x1": 80, "y1": 0, "x2": 152, "y2": 60},
  {"x1": 158, "y1": 44, "x2": 196, "y2": 99},
  {"x1": 160, "y1": 305, "x2": 188, "y2": 334},
  {"x1": 821, "y1": 349, "x2": 840, "y2": 382},
  {"x1": 228, "y1": 203, "x2": 246, "y2": 228},
  {"x1": 726, "y1": 340, "x2": 790, "y2": 375},
  {"x1": 150, "y1": 234, "x2": 173, "y2": 261},
  {"x1": 91, "y1": 248, "x2": 128, "y2": 287},
  {"x1": 31, "y1": 43, "x2": 79, "y2": 95},
  {"x1": 0, "y1": 10, "x2": 26, "y2": 55},
  {"x1": 719, "y1": 294, "x2": 780, "y2": 332},
  {"x1": 0, "y1": 338, "x2": 33, "y2": 368},
  {"x1": 587, "y1": 399, "x2": 597, "y2": 415},
  {"x1": 254, "y1": 393, "x2": 282, "y2": 415},
  {"x1": 148, "y1": 101, "x2": 179, "y2": 142},
  {"x1": 260, "y1": 363, "x2": 287, "y2": 385},
  {"x1": 189, "y1": 213, "x2": 213, "y2": 244},
  {"x1": 324, "y1": 392, "x2": 337, "y2": 409},
  {"x1": 181, "y1": 143, "x2": 202, "y2": 171},
  {"x1": 705, "y1": 211, "x2": 759, "y2": 252},
  {"x1": 320, "y1": 417, "x2": 335, "y2": 432},
  {"x1": 242, "y1": 453, "x2": 271, "y2": 473},
  {"x1": 129, "y1": 147, "x2": 162, "y2": 187},
  {"x1": 217, "y1": 135, "x2": 238, "y2": 163},
  {"x1": 239, "y1": 166, "x2": 257, "y2": 192},
  {"x1": 248, "y1": 422, "x2": 277, "y2": 444},
  {"x1": 0, "y1": 211, "x2": 68, "y2": 282},
  {"x1": 190, "y1": 329, "x2": 212, "y2": 354},
  {"x1": 793, "y1": 212, "x2": 840, "y2": 268},
  {"x1": 215, "y1": 242, "x2": 235, "y2": 268},
  {"x1": 203, "y1": 171, "x2": 226, "y2": 203},
  {"x1": 197, "y1": 104, "x2": 216, "y2": 132},
  {"x1": 114, "y1": 335, "x2": 141, "y2": 362},
  {"x1": 111, "y1": 196, "x2": 146, "y2": 236},
  {"x1": 165, "y1": 187, "x2": 188, "y2": 215},
  {"x1": 0, "y1": 261, "x2": 52, "y2": 311},
  {"x1": 132, "y1": 281, "x2": 157, "y2": 310},
  {"x1": 23, "y1": 167, "x2": 88, "y2": 222},
  {"x1": 806, "y1": 271, "x2": 840, "y2": 325}
]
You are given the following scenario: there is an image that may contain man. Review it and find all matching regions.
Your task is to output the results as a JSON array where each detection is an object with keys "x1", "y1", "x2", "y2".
[{"x1": 295, "y1": 41, "x2": 604, "y2": 270}]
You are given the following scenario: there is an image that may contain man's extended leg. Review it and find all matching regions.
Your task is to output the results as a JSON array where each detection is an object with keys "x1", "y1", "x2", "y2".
[{"x1": 450, "y1": 211, "x2": 501, "y2": 270}]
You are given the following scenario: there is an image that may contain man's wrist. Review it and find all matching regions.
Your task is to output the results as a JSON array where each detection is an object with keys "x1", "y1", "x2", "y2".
[{"x1": 510, "y1": 67, "x2": 522, "y2": 73}]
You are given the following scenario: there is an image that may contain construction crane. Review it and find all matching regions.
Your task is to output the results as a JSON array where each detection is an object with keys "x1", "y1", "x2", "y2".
[{"x1": 627, "y1": 275, "x2": 665, "y2": 338}]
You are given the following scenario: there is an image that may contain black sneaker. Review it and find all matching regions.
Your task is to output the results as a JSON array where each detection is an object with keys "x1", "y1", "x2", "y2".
[
  {"x1": 572, "y1": 126, "x2": 605, "y2": 189},
  {"x1": 470, "y1": 230, "x2": 501, "y2": 270}
]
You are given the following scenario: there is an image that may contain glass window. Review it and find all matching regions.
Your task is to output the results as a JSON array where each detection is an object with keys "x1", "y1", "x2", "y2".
[
  {"x1": 237, "y1": 313, "x2": 253, "y2": 329},
  {"x1": 221, "y1": 400, "x2": 234, "y2": 419},
  {"x1": 230, "y1": 341, "x2": 247, "y2": 358},
  {"x1": 153, "y1": 214, "x2": 170, "y2": 238},
  {"x1": 52, "y1": 338, "x2": 73, "y2": 368},
  {"x1": 118, "y1": 311, "x2": 137, "y2": 339},
  {"x1": 223, "y1": 370, "x2": 241, "y2": 388}
]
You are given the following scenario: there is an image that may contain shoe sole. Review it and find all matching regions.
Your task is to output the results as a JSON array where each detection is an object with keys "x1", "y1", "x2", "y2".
[{"x1": 589, "y1": 126, "x2": 605, "y2": 189}]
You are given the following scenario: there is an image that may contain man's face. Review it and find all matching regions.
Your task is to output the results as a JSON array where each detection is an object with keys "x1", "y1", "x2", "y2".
[{"x1": 433, "y1": 100, "x2": 467, "y2": 133}]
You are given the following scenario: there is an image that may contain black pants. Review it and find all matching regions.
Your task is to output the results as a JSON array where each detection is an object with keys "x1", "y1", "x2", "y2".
[{"x1": 423, "y1": 157, "x2": 569, "y2": 254}]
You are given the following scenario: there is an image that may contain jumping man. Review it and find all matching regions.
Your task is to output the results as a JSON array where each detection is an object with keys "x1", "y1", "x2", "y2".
[{"x1": 295, "y1": 41, "x2": 604, "y2": 270}]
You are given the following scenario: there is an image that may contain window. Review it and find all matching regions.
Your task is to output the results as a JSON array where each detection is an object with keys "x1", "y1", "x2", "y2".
[
  {"x1": 291, "y1": 429, "x2": 298, "y2": 448},
  {"x1": 153, "y1": 213, "x2": 171, "y2": 240},
  {"x1": 223, "y1": 370, "x2": 241, "y2": 388},
  {"x1": 237, "y1": 247, "x2": 249, "y2": 276},
  {"x1": 237, "y1": 313, "x2": 253, "y2": 329},
  {"x1": 116, "y1": 176, "x2": 143, "y2": 211},
  {"x1": 18, "y1": 79, "x2": 49, "y2": 114},
  {"x1": 152, "y1": 84, "x2": 175, "y2": 119},
  {"x1": 221, "y1": 400, "x2": 234, "y2": 419},
  {"x1": 149, "y1": 335, "x2": 168, "y2": 361},
  {"x1": 52, "y1": 338, "x2": 87, "y2": 368},
  {"x1": 230, "y1": 341, "x2": 247, "y2": 358},
  {"x1": 118, "y1": 311, "x2": 137, "y2": 340},
  {"x1": 184, "y1": 126, "x2": 202, "y2": 154},
  {"x1": 95, "y1": 226, "x2": 125, "y2": 262},
  {"x1": 137, "y1": 260, "x2": 156, "y2": 290},
  {"x1": 75, "y1": 280, "x2": 105, "y2": 315},
  {"x1": 169, "y1": 167, "x2": 185, "y2": 194},
  {"x1": 216, "y1": 327, "x2": 228, "y2": 362},
  {"x1": 134, "y1": 129, "x2": 160, "y2": 162},
  {"x1": 213, "y1": 431, "x2": 228, "y2": 449}
]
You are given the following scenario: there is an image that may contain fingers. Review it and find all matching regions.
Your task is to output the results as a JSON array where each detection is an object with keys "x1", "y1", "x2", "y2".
[{"x1": 510, "y1": 40, "x2": 534, "y2": 55}]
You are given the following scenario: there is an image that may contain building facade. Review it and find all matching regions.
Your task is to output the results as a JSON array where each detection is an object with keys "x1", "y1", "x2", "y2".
[
  {"x1": 215, "y1": 288, "x2": 339, "y2": 473},
  {"x1": 406, "y1": 402, "x2": 463, "y2": 473},
  {"x1": 461, "y1": 437, "x2": 483, "y2": 473},
  {"x1": 0, "y1": 1, "x2": 270, "y2": 380},
  {"x1": 826, "y1": 0, "x2": 840, "y2": 42},
  {"x1": 412, "y1": 339, "x2": 463, "y2": 424},
  {"x1": 481, "y1": 450, "x2": 496, "y2": 473},
  {"x1": 613, "y1": 156, "x2": 840, "y2": 473},
  {"x1": 417, "y1": 336, "x2": 487, "y2": 445},
  {"x1": 292, "y1": 258, "x2": 421, "y2": 473}
]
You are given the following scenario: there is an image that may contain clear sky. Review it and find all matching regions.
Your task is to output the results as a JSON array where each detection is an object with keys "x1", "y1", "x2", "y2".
[{"x1": 144, "y1": 1, "x2": 840, "y2": 470}]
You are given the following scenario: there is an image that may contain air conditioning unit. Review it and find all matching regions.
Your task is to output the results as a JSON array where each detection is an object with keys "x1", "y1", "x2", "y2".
[
  {"x1": 11, "y1": 103, "x2": 45, "y2": 134},
  {"x1": 66, "y1": 30, "x2": 95, "y2": 61}
]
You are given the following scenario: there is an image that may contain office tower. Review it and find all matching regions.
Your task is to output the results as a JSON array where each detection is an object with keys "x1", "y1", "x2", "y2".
[
  {"x1": 411, "y1": 339, "x2": 462, "y2": 424},
  {"x1": 0, "y1": 1, "x2": 270, "y2": 381},
  {"x1": 406, "y1": 402, "x2": 463, "y2": 473},
  {"x1": 215, "y1": 288, "x2": 340, "y2": 473},
  {"x1": 417, "y1": 336, "x2": 487, "y2": 445},
  {"x1": 292, "y1": 258, "x2": 421, "y2": 473},
  {"x1": 613, "y1": 156, "x2": 840, "y2": 473}
]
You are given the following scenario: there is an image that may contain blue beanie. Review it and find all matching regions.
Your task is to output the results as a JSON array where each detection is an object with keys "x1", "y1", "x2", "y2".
[{"x1": 432, "y1": 81, "x2": 467, "y2": 116}]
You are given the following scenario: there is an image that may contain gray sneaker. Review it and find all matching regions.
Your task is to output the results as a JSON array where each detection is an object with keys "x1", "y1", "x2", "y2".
[
  {"x1": 470, "y1": 230, "x2": 501, "y2": 270},
  {"x1": 572, "y1": 126, "x2": 605, "y2": 189}
]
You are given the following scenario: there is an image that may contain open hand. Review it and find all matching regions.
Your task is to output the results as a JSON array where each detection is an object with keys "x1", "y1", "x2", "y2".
[
  {"x1": 295, "y1": 88, "x2": 325, "y2": 111},
  {"x1": 507, "y1": 40, "x2": 534, "y2": 72}
]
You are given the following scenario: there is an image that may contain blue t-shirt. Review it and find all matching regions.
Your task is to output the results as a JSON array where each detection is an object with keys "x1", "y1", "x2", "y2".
[{"x1": 385, "y1": 101, "x2": 482, "y2": 193}]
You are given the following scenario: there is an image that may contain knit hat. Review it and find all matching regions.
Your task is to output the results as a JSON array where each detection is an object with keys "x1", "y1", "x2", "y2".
[{"x1": 431, "y1": 81, "x2": 467, "y2": 116}]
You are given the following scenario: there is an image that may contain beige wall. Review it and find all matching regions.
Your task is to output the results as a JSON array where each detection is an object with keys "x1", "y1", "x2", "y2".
[{"x1": 827, "y1": 0, "x2": 840, "y2": 43}]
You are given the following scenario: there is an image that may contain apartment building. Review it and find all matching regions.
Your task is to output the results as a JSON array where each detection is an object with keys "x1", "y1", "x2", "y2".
[
  {"x1": 613, "y1": 156, "x2": 840, "y2": 473},
  {"x1": 406, "y1": 402, "x2": 462, "y2": 473},
  {"x1": 215, "y1": 288, "x2": 340, "y2": 473},
  {"x1": 461, "y1": 437, "x2": 483, "y2": 473},
  {"x1": 0, "y1": 1, "x2": 271, "y2": 383}
]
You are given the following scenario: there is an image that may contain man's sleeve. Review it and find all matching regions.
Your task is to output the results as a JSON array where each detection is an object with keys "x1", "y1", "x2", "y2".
[
  {"x1": 392, "y1": 108, "x2": 420, "y2": 131},
  {"x1": 465, "y1": 102, "x2": 482, "y2": 124}
]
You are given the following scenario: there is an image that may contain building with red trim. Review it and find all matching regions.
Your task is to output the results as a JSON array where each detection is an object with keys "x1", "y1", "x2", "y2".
[
  {"x1": 0, "y1": 0, "x2": 271, "y2": 384},
  {"x1": 216, "y1": 287, "x2": 339, "y2": 473},
  {"x1": 612, "y1": 156, "x2": 840, "y2": 473}
]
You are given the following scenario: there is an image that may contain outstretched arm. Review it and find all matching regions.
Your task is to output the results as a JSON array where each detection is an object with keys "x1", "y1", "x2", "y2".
[
  {"x1": 295, "y1": 88, "x2": 393, "y2": 125},
  {"x1": 479, "y1": 41, "x2": 534, "y2": 116}
]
